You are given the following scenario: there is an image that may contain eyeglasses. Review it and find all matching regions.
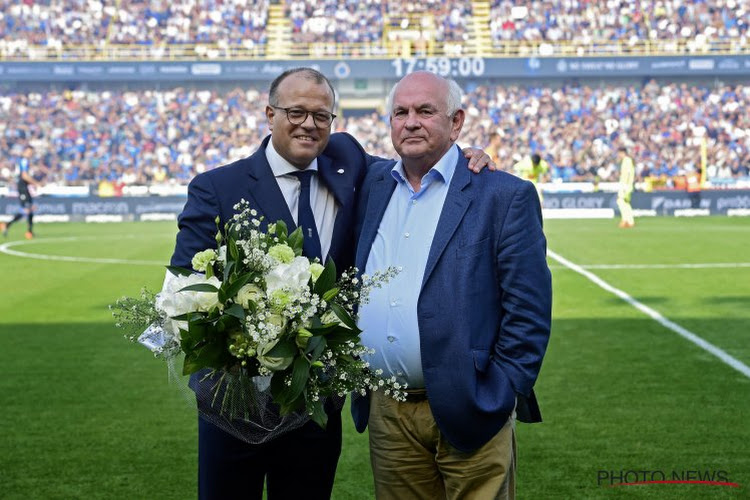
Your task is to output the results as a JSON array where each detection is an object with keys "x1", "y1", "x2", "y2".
[{"x1": 271, "y1": 106, "x2": 336, "y2": 128}]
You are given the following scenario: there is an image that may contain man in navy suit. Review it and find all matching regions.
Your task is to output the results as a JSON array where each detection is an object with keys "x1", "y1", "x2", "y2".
[
  {"x1": 170, "y1": 68, "x2": 372, "y2": 500},
  {"x1": 353, "y1": 71, "x2": 552, "y2": 499},
  {"x1": 170, "y1": 67, "x2": 494, "y2": 500}
]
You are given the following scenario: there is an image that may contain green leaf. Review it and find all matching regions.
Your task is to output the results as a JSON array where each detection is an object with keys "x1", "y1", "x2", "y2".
[
  {"x1": 178, "y1": 283, "x2": 220, "y2": 293},
  {"x1": 170, "y1": 311, "x2": 207, "y2": 322},
  {"x1": 223, "y1": 272, "x2": 255, "y2": 301},
  {"x1": 275, "y1": 220, "x2": 288, "y2": 238},
  {"x1": 205, "y1": 265, "x2": 214, "y2": 280},
  {"x1": 285, "y1": 357, "x2": 311, "y2": 407},
  {"x1": 270, "y1": 371, "x2": 287, "y2": 400},
  {"x1": 182, "y1": 352, "x2": 204, "y2": 375},
  {"x1": 166, "y1": 265, "x2": 193, "y2": 277},
  {"x1": 266, "y1": 338, "x2": 298, "y2": 358},
  {"x1": 228, "y1": 237, "x2": 240, "y2": 263},
  {"x1": 313, "y1": 259, "x2": 337, "y2": 296},
  {"x1": 224, "y1": 303, "x2": 245, "y2": 321},
  {"x1": 309, "y1": 401, "x2": 328, "y2": 429},
  {"x1": 222, "y1": 260, "x2": 235, "y2": 283},
  {"x1": 180, "y1": 320, "x2": 206, "y2": 351},
  {"x1": 324, "y1": 329, "x2": 360, "y2": 345},
  {"x1": 305, "y1": 335, "x2": 327, "y2": 362},
  {"x1": 279, "y1": 396, "x2": 305, "y2": 415},
  {"x1": 194, "y1": 340, "x2": 226, "y2": 370},
  {"x1": 322, "y1": 287, "x2": 340, "y2": 302},
  {"x1": 330, "y1": 302, "x2": 361, "y2": 332},
  {"x1": 180, "y1": 319, "x2": 229, "y2": 374},
  {"x1": 306, "y1": 322, "x2": 342, "y2": 337},
  {"x1": 287, "y1": 227, "x2": 304, "y2": 255},
  {"x1": 215, "y1": 314, "x2": 241, "y2": 333}
]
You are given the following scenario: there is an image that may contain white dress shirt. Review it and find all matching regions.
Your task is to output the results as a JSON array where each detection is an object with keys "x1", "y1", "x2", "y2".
[{"x1": 265, "y1": 140, "x2": 339, "y2": 261}]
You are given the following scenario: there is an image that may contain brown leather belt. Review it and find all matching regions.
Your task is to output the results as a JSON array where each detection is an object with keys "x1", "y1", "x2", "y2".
[{"x1": 402, "y1": 389, "x2": 428, "y2": 402}]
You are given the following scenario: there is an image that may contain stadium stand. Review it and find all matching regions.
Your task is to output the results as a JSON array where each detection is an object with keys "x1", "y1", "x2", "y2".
[
  {"x1": 1, "y1": 0, "x2": 749, "y2": 59},
  {"x1": 1, "y1": 0, "x2": 749, "y2": 200},
  {"x1": 489, "y1": 0, "x2": 750, "y2": 51}
]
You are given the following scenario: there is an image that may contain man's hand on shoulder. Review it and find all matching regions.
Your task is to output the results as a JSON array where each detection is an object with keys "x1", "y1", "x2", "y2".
[{"x1": 462, "y1": 147, "x2": 497, "y2": 173}]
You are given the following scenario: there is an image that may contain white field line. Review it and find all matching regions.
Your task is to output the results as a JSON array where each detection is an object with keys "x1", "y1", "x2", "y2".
[
  {"x1": 548, "y1": 249, "x2": 750, "y2": 379},
  {"x1": 548, "y1": 262, "x2": 750, "y2": 270},
  {"x1": 0, "y1": 236, "x2": 165, "y2": 266}
]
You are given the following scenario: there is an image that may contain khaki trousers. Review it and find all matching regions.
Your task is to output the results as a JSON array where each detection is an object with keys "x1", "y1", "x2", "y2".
[{"x1": 368, "y1": 389, "x2": 516, "y2": 500}]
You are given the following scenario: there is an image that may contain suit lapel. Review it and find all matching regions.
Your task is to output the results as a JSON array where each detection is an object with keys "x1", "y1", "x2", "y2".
[
  {"x1": 422, "y1": 154, "x2": 472, "y2": 288},
  {"x1": 356, "y1": 168, "x2": 397, "y2": 270},
  {"x1": 317, "y1": 155, "x2": 354, "y2": 209},
  {"x1": 245, "y1": 137, "x2": 296, "y2": 230}
]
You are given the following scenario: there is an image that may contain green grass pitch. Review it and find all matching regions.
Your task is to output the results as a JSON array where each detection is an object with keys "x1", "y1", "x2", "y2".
[{"x1": 0, "y1": 217, "x2": 748, "y2": 499}]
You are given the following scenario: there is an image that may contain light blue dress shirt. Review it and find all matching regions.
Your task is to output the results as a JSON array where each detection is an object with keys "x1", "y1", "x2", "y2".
[{"x1": 358, "y1": 145, "x2": 458, "y2": 389}]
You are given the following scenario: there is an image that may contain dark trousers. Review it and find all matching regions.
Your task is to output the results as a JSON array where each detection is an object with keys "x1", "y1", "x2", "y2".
[{"x1": 198, "y1": 410, "x2": 342, "y2": 500}]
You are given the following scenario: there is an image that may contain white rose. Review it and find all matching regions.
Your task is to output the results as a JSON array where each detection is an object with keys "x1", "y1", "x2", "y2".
[
  {"x1": 156, "y1": 274, "x2": 221, "y2": 319},
  {"x1": 235, "y1": 284, "x2": 264, "y2": 307},
  {"x1": 257, "y1": 339, "x2": 294, "y2": 371},
  {"x1": 264, "y1": 256, "x2": 311, "y2": 295}
]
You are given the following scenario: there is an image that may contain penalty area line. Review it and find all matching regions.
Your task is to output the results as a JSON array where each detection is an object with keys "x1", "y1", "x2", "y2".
[{"x1": 548, "y1": 249, "x2": 750, "y2": 380}]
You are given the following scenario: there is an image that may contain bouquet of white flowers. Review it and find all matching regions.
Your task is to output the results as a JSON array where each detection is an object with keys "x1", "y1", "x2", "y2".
[{"x1": 112, "y1": 200, "x2": 403, "y2": 432}]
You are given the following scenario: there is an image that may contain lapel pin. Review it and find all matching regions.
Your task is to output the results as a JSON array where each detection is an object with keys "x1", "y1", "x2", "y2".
[{"x1": 337, "y1": 169, "x2": 345, "y2": 174}]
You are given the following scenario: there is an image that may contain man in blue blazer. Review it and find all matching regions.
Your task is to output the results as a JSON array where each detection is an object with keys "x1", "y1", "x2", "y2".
[
  {"x1": 169, "y1": 68, "x2": 493, "y2": 500},
  {"x1": 170, "y1": 68, "x2": 372, "y2": 500},
  {"x1": 353, "y1": 72, "x2": 552, "y2": 499}
]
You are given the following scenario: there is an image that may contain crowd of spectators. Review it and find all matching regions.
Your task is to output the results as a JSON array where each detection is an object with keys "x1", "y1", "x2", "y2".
[
  {"x1": 0, "y1": 86, "x2": 267, "y2": 187},
  {"x1": 490, "y1": 0, "x2": 750, "y2": 51},
  {"x1": 285, "y1": 0, "x2": 472, "y2": 57},
  {"x1": 459, "y1": 80, "x2": 750, "y2": 183},
  {"x1": 109, "y1": 0, "x2": 269, "y2": 47},
  {"x1": 341, "y1": 80, "x2": 750, "y2": 184},
  {"x1": 2, "y1": 0, "x2": 749, "y2": 58},
  {"x1": 1, "y1": 80, "x2": 748, "y2": 191},
  {"x1": 287, "y1": 0, "x2": 383, "y2": 45},
  {"x1": 0, "y1": 0, "x2": 268, "y2": 58}
]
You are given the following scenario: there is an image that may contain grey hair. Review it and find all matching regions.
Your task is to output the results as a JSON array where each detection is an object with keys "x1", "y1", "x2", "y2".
[
  {"x1": 445, "y1": 79, "x2": 463, "y2": 115},
  {"x1": 386, "y1": 72, "x2": 463, "y2": 117}
]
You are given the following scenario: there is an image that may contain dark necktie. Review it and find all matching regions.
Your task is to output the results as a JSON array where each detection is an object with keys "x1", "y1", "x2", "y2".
[{"x1": 289, "y1": 170, "x2": 323, "y2": 261}]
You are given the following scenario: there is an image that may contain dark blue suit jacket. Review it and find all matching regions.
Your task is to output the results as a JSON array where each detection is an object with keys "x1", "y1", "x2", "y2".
[
  {"x1": 351, "y1": 148, "x2": 552, "y2": 453},
  {"x1": 171, "y1": 133, "x2": 369, "y2": 271}
]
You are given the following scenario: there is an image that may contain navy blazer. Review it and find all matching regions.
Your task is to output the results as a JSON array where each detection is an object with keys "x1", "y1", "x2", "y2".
[
  {"x1": 351, "y1": 147, "x2": 552, "y2": 453},
  {"x1": 171, "y1": 133, "x2": 369, "y2": 271}
]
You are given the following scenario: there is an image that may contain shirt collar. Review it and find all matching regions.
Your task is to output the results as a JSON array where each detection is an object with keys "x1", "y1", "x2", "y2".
[
  {"x1": 265, "y1": 138, "x2": 319, "y2": 178},
  {"x1": 390, "y1": 143, "x2": 458, "y2": 187}
]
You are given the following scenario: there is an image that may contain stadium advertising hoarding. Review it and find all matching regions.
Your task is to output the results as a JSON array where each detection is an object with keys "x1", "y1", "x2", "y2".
[
  {"x1": 2, "y1": 56, "x2": 749, "y2": 82},
  {"x1": 2, "y1": 191, "x2": 749, "y2": 222},
  {"x1": 545, "y1": 191, "x2": 750, "y2": 217}
]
